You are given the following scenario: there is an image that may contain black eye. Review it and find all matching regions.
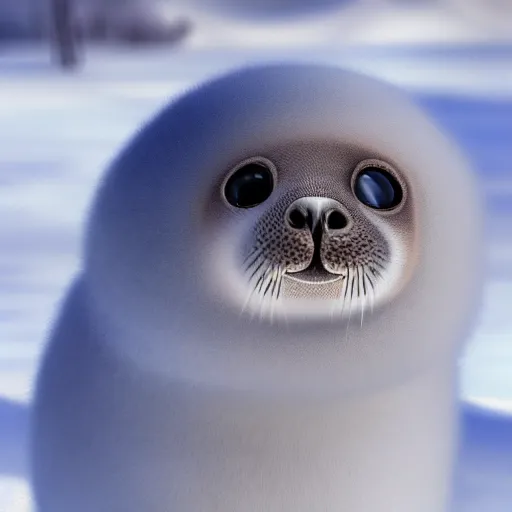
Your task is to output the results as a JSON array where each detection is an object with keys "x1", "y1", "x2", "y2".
[
  {"x1": 354, "y1": 167, "x2": 403, "y2": 210},
  {"x1": 224, "y1": 161, "x2": 274, "y2": 208}
]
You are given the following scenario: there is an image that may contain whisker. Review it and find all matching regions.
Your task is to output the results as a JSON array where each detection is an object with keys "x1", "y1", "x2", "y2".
[
  {"x1": 360, "y1": 269, "x2": 365, "y2": 298},
  {"x1": 243, "y1": 256, "x2": 262, "y2": 275},
  {"x1": 332, "y1": 265, "x2": 349, "y2": 320},
  {"x1": 248, "y1": 258, "x2": 266, "y2": 281},
  {"x1": 331, "y1": 271, "x2": 343, "y2": 319},
  {"x1": 241, "y1": 271, "x2": 264, "y2": 317},
  {"x1": 365, "y1": 270, "x2": 375, "y2": 291},
  {"x1": 263, "y1": 265, "x2": 277, "y2": 298},
  {"x1": 364, "y1": 270, "x2": 376, "y2": 315},
  {"x1": 360, "y1": 294, "x2": 365, "y2": 328},
  {"x1": 242, "y1": 247, "x2": 261, "y2": 268},
  {"x1": 345, "y1": 272, "x2": 354, "y2": 343},
  {"x1": 369, "y1": 266, "x2": 384, "y2": 280},
  {"x1": 371, "y1": 258, "x2": 387, "y2": 271},
  {"x1": 344, "y1": 266, "x2": 351, "y2": 302},
  {"x1": 270, "y1": 266, "x2": 280, "y2": 299},
  {"x1": 330, "y1": 270, "x2": 343, "y2": 319},
  {"x1": 276, "y1": 268, "x2": 285, "y2": 301},
  {"x1": 240, "y1": 288, "x2": 254, "y2": 318},
  {"x1": 258, "y1": 268, "x2": 274, "y2": 322},
  {"x1": 256, "y1": 264, "x2": 272, "y2": 293},
  {"x1": 276, "y1": 269, "x2": 291, "y2": 329},
  {"x1": 251, "y1": 264, "x2": 272, "y2": 321},
  {"x1": 357, "y1": 266, "x2": 365, "y2": 327},
  {"x1": 269, "y1": 266, "x2": 283, "y2": 324}
]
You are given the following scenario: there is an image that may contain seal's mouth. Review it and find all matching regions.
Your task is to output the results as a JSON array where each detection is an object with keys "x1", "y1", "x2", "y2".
[{"x1": 286, "y1": 267, "x2": 343, "y2": 284}]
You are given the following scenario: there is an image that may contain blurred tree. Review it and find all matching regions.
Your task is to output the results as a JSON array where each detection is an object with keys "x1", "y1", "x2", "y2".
[{"x1": 51, "y1": 0, "x2": 79, "y2": 69}]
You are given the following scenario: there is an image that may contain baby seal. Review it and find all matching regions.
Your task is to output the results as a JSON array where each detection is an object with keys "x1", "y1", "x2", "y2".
[{"x1": 30, "y1": 63, "x2": 483, "y2": 512}]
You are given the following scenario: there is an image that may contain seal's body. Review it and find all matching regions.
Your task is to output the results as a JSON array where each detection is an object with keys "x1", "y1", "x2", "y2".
[{"x1": 31, "y1": 64, "x2": 483, "y2": 512}]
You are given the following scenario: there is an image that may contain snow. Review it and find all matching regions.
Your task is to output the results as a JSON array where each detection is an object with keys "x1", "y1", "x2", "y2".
[{"x1": 0, "y1": 43, "x2": 511, "y2": 510}]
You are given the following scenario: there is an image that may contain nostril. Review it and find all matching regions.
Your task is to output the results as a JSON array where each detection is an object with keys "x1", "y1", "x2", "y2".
[
  {"x1": 287, "y1": 207, "x2": 307, "y2": 229},
  {"x1": 326, "y1": 210, "x2": 348, "y2": 230}
]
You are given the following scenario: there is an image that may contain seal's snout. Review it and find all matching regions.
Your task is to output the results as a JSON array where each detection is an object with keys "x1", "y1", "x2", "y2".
[
  {"x1": 284, "y1": 197, "x2": 353, "y2": 280},
  {"x1": 285, "y1": 197, "x2": 351, "y2": 235}
]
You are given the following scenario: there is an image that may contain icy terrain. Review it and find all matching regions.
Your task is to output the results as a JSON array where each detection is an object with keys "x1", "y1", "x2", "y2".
[{"x1": 0, "y1": 44, "x2": 511, "y2": 510}]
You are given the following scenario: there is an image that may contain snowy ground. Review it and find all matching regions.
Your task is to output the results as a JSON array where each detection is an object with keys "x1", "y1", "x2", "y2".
[{"x1": 0, "y1": 44, "x2": 511, "y2": 510}]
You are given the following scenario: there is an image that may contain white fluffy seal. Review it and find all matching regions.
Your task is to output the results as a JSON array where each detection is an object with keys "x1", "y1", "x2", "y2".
[{"x1": 30, "y1": 63, "x2": 483, "y2": 512}]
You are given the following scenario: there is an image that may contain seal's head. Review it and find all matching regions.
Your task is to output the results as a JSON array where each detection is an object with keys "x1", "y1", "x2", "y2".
[
  {"x1": 213, "y1": 149, "x2": 410, "y2": 321},
  {"x1": 85, "y1": 64, "x2": 483, "y2": 396}
]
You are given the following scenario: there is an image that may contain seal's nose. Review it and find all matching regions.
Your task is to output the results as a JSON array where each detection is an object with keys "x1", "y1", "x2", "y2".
[{"x1": 285, "y1": 197, "x2": 349, "y2": 233}]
